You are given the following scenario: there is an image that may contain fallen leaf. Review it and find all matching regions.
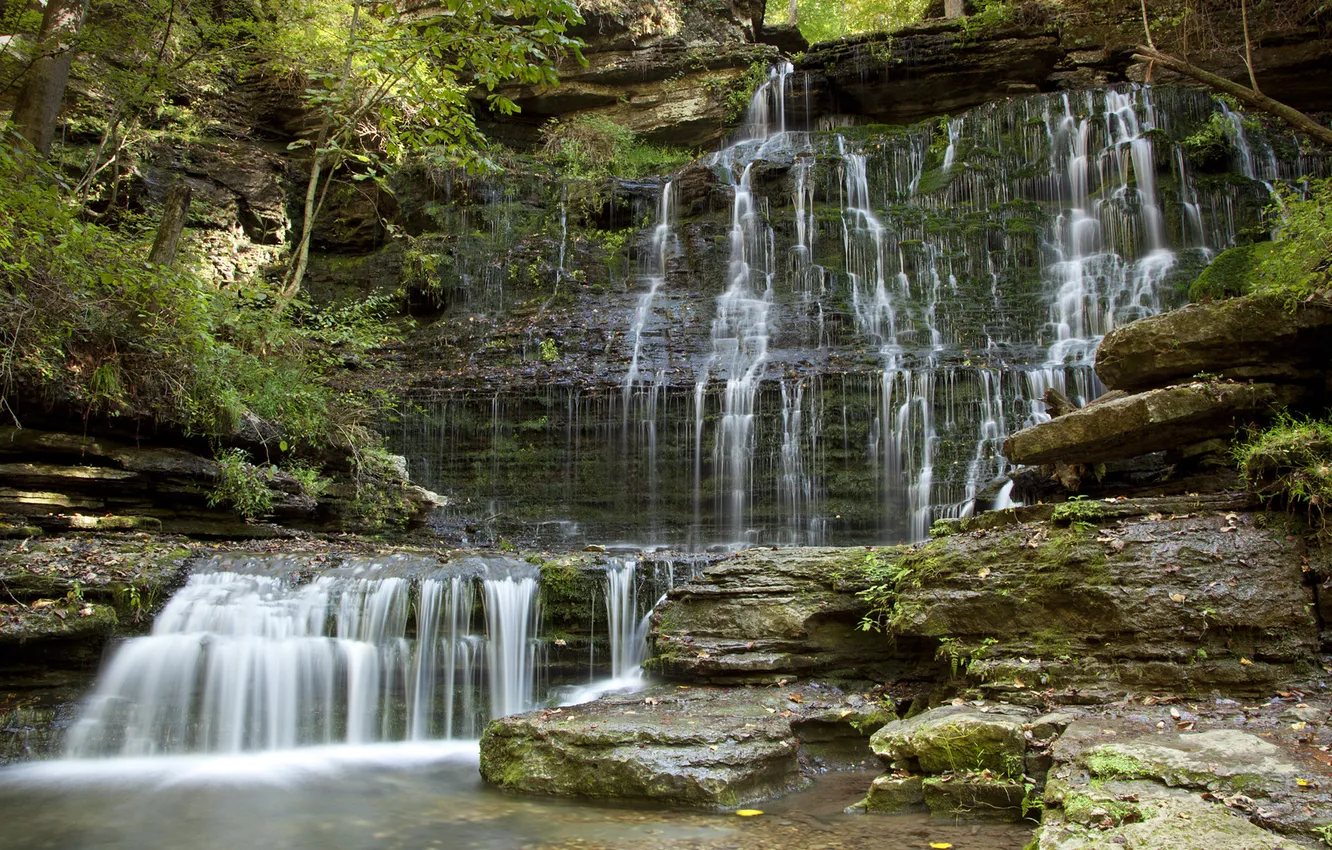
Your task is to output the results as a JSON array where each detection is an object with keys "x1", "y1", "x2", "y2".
[
  {"x1": 1240, "y1": 657, "x2": 1253, "y2": 666},
  {"x1": 929, "y1": 844, "x2": 954, "y2": 849},
  {"x1": 1170, "y1": 707, "x2": 1181, "y2": 720},
  {"x1": 788, "y1": 693, "x2": 804, "y2": 703},
  {"x1": 1170, "y1": 593, "x2": 1186, "y2": 603},
  {"x1": 977, "y1": 567, "x2": 991, "y2": 579},
  {"x1": 735, "y1": 809, "x2": 763, "y2": 817}
]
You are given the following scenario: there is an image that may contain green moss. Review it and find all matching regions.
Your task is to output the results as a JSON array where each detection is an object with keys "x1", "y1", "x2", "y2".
[
  {"x1": 1187, "y1": 241, "x2": 1272, "y2": 302},
  {"x1": 1086, "y1": 749, "x2": 1152, "y2": 780}
]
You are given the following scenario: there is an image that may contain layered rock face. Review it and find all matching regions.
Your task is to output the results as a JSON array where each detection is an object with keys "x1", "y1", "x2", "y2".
[
  {"x1": 645, "y1": 547, "x2": 932, "y2": 683},
  {"x1": 0, "y1": 426, "x2": 442, "y2": 538}
]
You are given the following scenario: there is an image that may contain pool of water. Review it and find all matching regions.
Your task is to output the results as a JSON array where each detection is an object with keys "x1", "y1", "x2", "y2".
[{"x1": 0, "y1": 743, "x2": 1034, "y2": 850}]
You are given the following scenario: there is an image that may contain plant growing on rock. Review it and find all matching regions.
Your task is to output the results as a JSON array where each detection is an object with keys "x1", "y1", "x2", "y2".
[
  {"x1": 1234, "y1": 413, "x2": 1332, "y2": 538},
  {"x1": 207, "y1": 449, "x2": 276, "y2": 520}
]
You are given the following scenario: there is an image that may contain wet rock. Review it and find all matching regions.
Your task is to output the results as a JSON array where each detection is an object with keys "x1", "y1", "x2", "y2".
[
  {"x1": 923, "y1": 776, "x2": 1030, "y2": 821},
  {"x1": 797, "y1": 21, "x2": 1064, "y2": 128},
  {"x1": 480, "y1": 686, "x2": 804, "y2": 807},
  {"x1": 871, "y1": 704, "x2": 1032, "y2": 776},
  {"x1": 1095, "y1": 294, "x2": 1332, "y2": 392},
  {"x1": 1003, "y1": 381, "x2": 1304, "y2": 466}
]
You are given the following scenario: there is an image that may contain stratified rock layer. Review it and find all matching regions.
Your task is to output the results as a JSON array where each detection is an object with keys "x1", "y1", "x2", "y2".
[
  {"x1": 1002, "y1": 381, "x2": 1302, "y2": 466},
  {"x1": 1095, "y1": 295, "x2": 1332, "y2": 392},
  {"x1": 647, "y1": 547, "x2": 925, "y2": 683},
  {"x1": 890, "y1": 507, "x2": 1323, "y2": 701}
]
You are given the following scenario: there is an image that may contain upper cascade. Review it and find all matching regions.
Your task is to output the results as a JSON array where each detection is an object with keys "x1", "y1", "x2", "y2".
[{"x1": 392, "y1": 75, "x2": 1327, "y2": 550}]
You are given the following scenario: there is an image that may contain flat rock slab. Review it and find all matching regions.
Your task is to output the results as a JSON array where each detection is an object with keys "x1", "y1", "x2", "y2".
[
  {"x1": 1003, "y1": 381, "x2": 1302, "y2": 466},
  {"x1": 479, "y1": 683, "x2": 886, "y2": 808},
  {"x1": 1095, "y1": 294, "x2": 1332, "y2": 392}
]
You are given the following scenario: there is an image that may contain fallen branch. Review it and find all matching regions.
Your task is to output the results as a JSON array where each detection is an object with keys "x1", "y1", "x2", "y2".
[{"x1": 1133, "y1": 46, "x2": 1332, "y2": 148}]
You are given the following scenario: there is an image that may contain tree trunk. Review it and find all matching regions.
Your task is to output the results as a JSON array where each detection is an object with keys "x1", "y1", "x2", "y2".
[
  {"x1": 10, "y1": 0, "x2": 90, "y2": 157},
  {"x1": 1133, "y1": 46, "x2": 1332, "y2": 149},
  {"x1": 944, "y1": 0, "x2": 965, "y2": 18},
  {"x1": 281, "y1": 0, "x2": 360, "y2": 301},
  {"x1": 148, "y1": 181, "x2": 192, "y2": 268}
]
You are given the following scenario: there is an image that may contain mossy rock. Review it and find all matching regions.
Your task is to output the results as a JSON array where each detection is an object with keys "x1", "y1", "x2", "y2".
[
  {"x1": 858, "y1": 774, "x2": 926, "y2": 813},
  {"x1": 870, "y1": 705, "x2": 1030, "y2": 777},
  {"x1": 1186, "y1": 242, "x2": 1273, "y2": 302}
]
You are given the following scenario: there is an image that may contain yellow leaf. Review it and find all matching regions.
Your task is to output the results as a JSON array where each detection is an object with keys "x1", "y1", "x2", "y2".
[
  {"x1": 930, "y1": 844, "x2": 954, "y2": 849},
  {"x1": 735, "y1": 809, "x2": 763, "y2": 817},
  {"x1": 977, "y1": 567, "x2": 990, "y2": 579},
  {"x1": 1297, "y1": 778, "x2": 1312, "y2": 787},
  {"x1": 1240, "y1": 657, "x2": 1253, "y2": 666},
  {"x1": 1169, "y1": 593, "x2": 1186, "y2": 603}
]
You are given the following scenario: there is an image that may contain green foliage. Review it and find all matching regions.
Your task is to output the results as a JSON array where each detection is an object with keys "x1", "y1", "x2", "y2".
[
  {"x1": 1187, "y1": 241, "x2": 1271, "y2": 302},
  {"x1": 346, "y1": 442, "x2": 412, "y2": 528},
  {"x1": 765, "y1": 0, "x2": 930, "y2": 43},
  {"x1": 1234, "y1": 412, "x2": 1332, "y2": 538},
  {"x1": 537, "y1": 114, "x2": 691, "y2": 180},
  {"x1": 1179, "y1": 112, "x2": 1234, "y2": 171},
  {"x1": 721, "y1": 61, "x2": 771, "y2": 123},
  {"x1": 538, "y1": 338, "x2": 560, "y2": 362},
  {"x1": 854, "y1": 549, "x2": 910, "y2": 632},
  {"x1": 208, "y1": 449, "x2": 276, "y2": 519},
  {"x1": 275, "y1": 0, "x2": 585, "y2": 174},
  {"x1": 936, "y1": 636, "x2": 998, "y2": 677},
  {"x1": 288, "y1": 461, "x2": 332, "y2": 500},
  {"x1": 1255, "y1": 178, "x2": 1332, "y2": 305},
  {"x1": 0, "y1": 139, "x2": 395, "y2": 455}
]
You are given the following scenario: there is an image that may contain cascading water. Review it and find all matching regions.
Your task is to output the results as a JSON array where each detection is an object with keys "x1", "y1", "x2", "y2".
[
  {"x1": 61, "y1": 552, "x2": 707, "y2": 757},
  {"x1": 391, "y1": 81, "x2": 1325, "y2": 548}
]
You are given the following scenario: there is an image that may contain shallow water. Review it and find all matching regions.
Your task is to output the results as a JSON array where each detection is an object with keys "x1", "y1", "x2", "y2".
[{"x1": 0, "y1": 743, "x2": 1033, "y2": 850}]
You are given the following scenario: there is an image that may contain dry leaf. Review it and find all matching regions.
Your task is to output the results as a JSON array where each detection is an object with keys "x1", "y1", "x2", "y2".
[
  {"x1": 1240, "y1": 657, "x2": 1253, "y2": 666},
  {"x1": 1170, "y1": 593, "x2": 1186, "y2": 603}
]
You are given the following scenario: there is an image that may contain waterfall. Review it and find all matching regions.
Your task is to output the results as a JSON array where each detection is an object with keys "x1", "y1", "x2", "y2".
[
  {"x1": 66, "y1": 562, "x2": 548, "y2": 756},
  {"x1": 388, "y1": 82, "x2": 1325, "y2": 548},
  {"x1": 605, "y1": 560, "x2": 648, "y2": 678},
  {"x1": 482, "y1": 575, "x2": 541, "y2": 719}
]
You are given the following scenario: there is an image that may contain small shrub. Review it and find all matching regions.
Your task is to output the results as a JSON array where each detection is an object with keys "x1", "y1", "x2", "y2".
[
  {"x1": 538, "y1": 115, "x2": 691, "y2": 180},
  {"x1": 208, "y1": 449, "x2": 275, "y2": 519},
  {"x1": 1257, "y1": 178, "x2": 1332, "y2": 306}
]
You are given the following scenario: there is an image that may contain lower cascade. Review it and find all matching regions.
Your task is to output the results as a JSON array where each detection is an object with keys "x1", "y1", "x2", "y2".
[{"x1": 61, "y1": 554, "x2": 695, "y2": 756}]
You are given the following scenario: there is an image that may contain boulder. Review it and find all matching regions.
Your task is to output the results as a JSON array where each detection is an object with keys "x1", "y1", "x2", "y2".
[
  {"x1": 1094, "y1": 294, "x2": 1332, "y2": 392},
  {"x1": 856, "y1": 774, "x2": 927, "y2": 813},
  {"x1": 1034, "y1": 719, "x2": 1324, "y2": 848},
  {"x1": 1003, "y1": 381, "x2": 1302, "y2": 466},
  {"x1": 479, "y1": 685, "x2": 822, "y2": 807},
  {"x1": 870, "y1": 704, "x2": 1031, "y2": 776}
]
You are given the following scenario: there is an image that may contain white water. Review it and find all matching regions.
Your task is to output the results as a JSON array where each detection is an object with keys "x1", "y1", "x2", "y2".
[{"x1": 65, "y1": 565, "x2": 547, "y2": 757}]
